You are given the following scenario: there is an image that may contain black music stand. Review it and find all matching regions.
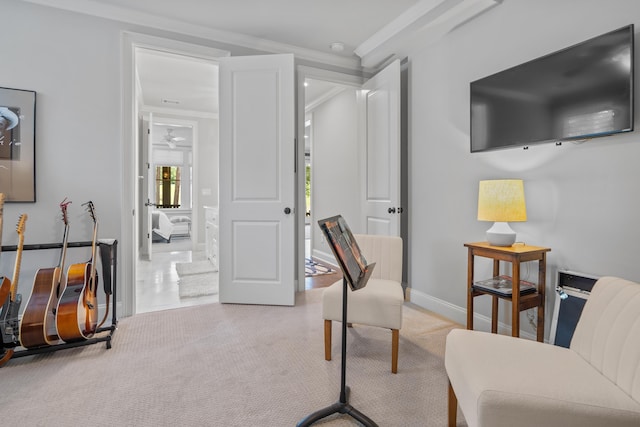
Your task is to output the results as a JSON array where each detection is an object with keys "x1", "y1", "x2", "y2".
[{"x1": 297, "y1": 215, "x2": 378, "y2": 427}]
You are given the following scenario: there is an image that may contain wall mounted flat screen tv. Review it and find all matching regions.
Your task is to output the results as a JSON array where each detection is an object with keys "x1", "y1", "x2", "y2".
[{"x1": 470, "y1": 24, "x2": 634, "y2": 153}]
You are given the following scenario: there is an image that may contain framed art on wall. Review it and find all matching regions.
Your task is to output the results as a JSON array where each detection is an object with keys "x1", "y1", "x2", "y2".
[{"x1": 0, "y1": 87, "x2": 36, "y2": 202}]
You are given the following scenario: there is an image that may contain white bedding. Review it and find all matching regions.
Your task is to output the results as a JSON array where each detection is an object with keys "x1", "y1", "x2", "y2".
[{"x1": 152, "y1": 211, "x2": 174, "y2": 241}]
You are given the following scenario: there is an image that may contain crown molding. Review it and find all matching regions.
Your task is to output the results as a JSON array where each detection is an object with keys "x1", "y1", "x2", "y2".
[
  {"x1": 305, "y1": 87, "x2": 347, "y2": 113},
  {"x1": 355, "y1": 0, "x2": 502, "y2": 70},
  {"x1": 19, "y1": 0, "x2": 362, "y2": 71}
]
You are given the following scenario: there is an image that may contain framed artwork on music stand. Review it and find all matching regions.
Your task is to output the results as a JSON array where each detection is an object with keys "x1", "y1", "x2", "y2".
[
  {"x1": 317, "y1": 215, "x2": 375, "y2": 291},
  {"x1": 0, "y1": 87, "x2": 36, "y2": 202}
]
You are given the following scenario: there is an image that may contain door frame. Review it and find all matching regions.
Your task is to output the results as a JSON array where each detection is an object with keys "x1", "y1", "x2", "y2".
[
  {"x1": 121, "y1": 32, "x2": 229, "y2": 316},
  {"x1": 296, "y1": 66, "x2": 363, "y2": 292}
]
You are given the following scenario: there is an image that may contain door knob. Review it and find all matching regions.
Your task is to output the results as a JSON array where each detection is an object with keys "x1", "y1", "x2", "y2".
[
  {"x1": 284, "y1": 207, "x2": 292, "y2": 214},
  {"x1": 388, "y1": 207, "x2": 396, "y2": 214}
]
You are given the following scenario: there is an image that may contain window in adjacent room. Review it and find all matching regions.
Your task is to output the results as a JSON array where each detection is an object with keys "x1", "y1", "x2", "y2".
[{"x1": 155, "y1": 165, "x2": 181, "y2": 208}]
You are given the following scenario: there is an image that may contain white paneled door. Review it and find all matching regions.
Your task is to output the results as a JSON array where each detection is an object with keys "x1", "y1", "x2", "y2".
[
  {"x1": 219, "y1": 54, "x2": 296, "y2": 306},
  {"x1": 362, "y1": 60, "x2": 401, "y2": 236},
  {"x1": 140, "y1": 113, "x2": 154, "y2": 261}
]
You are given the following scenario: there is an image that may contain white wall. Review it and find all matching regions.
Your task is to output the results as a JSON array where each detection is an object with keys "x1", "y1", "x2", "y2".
[
  {"x1": 1, "y1": 1, "x2": 232, "y2": 314},
  {"x1": 309, "y1": 89, "x2": 360, "y2": 264},
  {"x1": 0, "y1": 2, "x2": 122, "y2": 308},
  {"x1": 406, "y1": 0, "x2": 640, "y2": 338}
]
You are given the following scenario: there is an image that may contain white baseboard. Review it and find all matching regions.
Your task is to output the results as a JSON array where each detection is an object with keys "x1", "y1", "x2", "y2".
[{"x1": 407, "y1": 288, "x2": 536, "y2": 340}]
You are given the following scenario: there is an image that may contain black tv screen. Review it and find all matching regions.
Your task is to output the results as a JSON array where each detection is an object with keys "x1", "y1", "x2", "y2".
[{"x1": 470, "y1": 25, "x2": 634, "y2": 152}]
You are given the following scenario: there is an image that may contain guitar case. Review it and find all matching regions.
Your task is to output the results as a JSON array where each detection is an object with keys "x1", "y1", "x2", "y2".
[{"x1": 99, "y1": 242, "x2": 113, "y2": 295}]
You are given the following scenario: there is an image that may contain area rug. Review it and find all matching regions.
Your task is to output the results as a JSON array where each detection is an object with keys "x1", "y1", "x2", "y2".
[
  {"x1": 176, "y1": 259, "x2": 217, "y2": 276},
  {"x1": 178, "y1": 271, "x2": 219, "y2": 298},
  {"x1": 305, "y1": 257, "x2": 335, "y2": 277},
  {"x1": 176, "y1": 256, "x2": 219, "y2": 297}
]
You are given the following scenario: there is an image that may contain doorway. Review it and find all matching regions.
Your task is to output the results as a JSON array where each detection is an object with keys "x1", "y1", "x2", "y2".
[
  {"x1": 298, "y1": 61, "x2": 403, "y2": 290},
  {"x1": 134, "y1": 47, "x2": 220, "y2": 313},
  {"x1": 122, "y1": 35, "x2": 400, "y2": 314},
  {"x1": 301, "y1": 76, "x2": 361, "y2": 270}
]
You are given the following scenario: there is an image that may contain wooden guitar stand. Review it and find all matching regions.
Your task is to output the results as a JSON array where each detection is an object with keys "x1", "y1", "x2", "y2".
[{"x1": 0, "y1": 240, "x2": 118, "y2": 365}]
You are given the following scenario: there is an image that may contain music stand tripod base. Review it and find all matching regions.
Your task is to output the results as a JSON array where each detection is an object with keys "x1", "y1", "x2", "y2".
[{"x1": 297, "y1": 277, "x2": 378, "y2": 427}]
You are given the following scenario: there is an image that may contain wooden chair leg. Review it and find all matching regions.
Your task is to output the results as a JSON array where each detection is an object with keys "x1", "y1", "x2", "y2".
[
  {"x1": 448, "y1": 381, "x2": 458, "y2": 427},
  {"x1": 324, "y1": 319, "x2": 332, "y2": 361},
  {"x1": 391, "y1": 329, "x2": 399, "y2": 374}
]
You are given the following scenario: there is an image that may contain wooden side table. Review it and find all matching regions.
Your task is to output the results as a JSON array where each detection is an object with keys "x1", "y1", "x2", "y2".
[{"x1": 465, "y1": 242, "x2": 551, "y2": 342}]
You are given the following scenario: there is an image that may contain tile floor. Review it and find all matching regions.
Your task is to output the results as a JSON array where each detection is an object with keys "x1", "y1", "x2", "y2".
[
  {"x1": 136, "y1": 239, "x2": 218, "y2": 314},
  {"x1": 136, "y1": 228, "x2": 323, "y2": 313}
]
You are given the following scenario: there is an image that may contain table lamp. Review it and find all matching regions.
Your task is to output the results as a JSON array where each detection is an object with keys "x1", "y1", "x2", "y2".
[{"x1": 477, "y1": 179, "x2": 527, "y2": 246}]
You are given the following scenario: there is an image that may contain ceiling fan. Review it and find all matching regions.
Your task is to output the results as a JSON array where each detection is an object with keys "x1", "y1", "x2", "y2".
[{"x1": 161, "y1": 128, "x2": 185, "y2": 148}]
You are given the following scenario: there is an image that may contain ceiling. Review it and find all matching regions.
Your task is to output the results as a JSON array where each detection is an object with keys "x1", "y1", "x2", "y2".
[
  {"x1": 28, "y1": 0, "x2": 422, "y2": 61},
  {"x1": 136, "y1": 49, "x2": 219, "y2": 115},
  {"x1": 23, "y1": 0, "x2": 500, "y2": 116}
]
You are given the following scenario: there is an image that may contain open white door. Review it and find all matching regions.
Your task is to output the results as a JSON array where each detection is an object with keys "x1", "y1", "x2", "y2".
[
  {"x1": 219, "y1": 54, "x2": 296, "y2": 306},
  {"x1": 140, "y1": 114, "x2": 154, "y2": 260},
  {"x1": 361, "y1": 59, "x2": 401, "y2": 236}
]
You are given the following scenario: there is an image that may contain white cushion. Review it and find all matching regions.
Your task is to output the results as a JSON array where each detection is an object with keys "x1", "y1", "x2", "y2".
[
  {"x1": 569, "y1": 276, "x2": 640, "y2": 402},
  {"x1": 353, "y1": 234, "x2": 402, "y2": 283},
  {"x1": 322, "y1": 278, "x2": 404, "y2": 330},
  {"x1": 446, "y1": 329, "x2": 640, "y2": 427},
  {"x1": 446, "y1": 276, "x2": 640, "y2": 427}
]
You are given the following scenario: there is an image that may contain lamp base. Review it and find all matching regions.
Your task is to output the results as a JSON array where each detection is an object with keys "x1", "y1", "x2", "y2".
[{"x1": 486, "y1": 222, "x2": 516, "y2": 246}]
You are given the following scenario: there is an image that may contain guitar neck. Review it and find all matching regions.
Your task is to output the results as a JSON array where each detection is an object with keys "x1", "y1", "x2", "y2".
[
  {"x1": 11, "y1": 215, "x2": 27, "y2": 301},
  {"x1": 59, "y1": 224, "x2": 71, "y2": 272},
  {"x1": 11, "y1": 237, "x2": 23, "y2": 300},
  {"x1": 89, "y1": 221, "x2": 99, "y2": 279}
]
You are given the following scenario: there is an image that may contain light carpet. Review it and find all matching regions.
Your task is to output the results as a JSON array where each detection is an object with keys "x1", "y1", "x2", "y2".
[{"x1": 0, "y1": 289, "x2": 466, "y2": 426}]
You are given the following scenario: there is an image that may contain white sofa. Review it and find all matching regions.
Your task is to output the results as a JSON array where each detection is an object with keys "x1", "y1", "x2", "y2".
[{"x1": 445, "y1": 276, "x2": 640, "y2": 427}]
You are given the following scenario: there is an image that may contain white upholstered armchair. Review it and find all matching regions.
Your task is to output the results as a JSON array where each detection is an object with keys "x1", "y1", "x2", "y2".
[
  {"x1": 322, "y1": 234, "x2": 404, "y2": 373},
  {"x1": 445, "y1": 276, "x2": 640, "y2": 427}
]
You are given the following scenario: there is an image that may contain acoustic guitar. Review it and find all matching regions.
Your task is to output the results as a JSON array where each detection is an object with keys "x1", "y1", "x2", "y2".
[
  {"x1": 20, "y1": 200, "x2": 72, "y2": 348},
  {"x1": 0, "y1": 214, "x2": 27, "y2": 355},
  {"x1": 0, "y1": 193, "x2": 12, "y2": 365},
  {"x1": 56, "y1": 201, "x2": 98, "y2": 342}
]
